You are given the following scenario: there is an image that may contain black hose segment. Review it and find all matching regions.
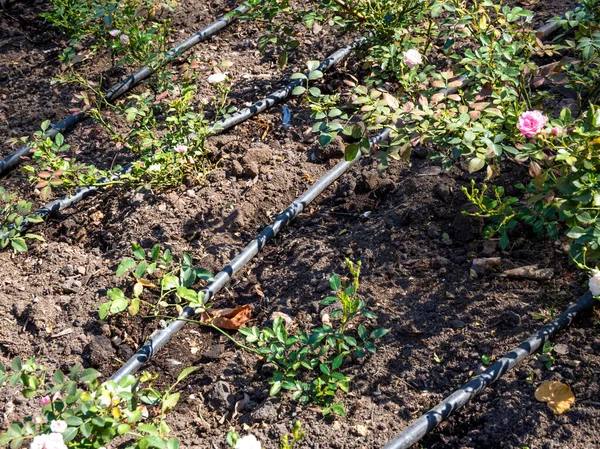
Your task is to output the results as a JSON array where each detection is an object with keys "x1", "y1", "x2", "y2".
[
  {"x1": 0, "y1": 3, "x2": 250, "y2": 178},
  {"x1": 382, "y1": 293, "x2": 597, "y2": 449},
  {"x1": 0, "y1": 38, "x2": 365, "y2": 241},
  {"x1": 110, "y1": 127, "x2": 391, "y2": 381},
  {"x1": 208, "y1": 37, "x2": 366, "y2": 134}
]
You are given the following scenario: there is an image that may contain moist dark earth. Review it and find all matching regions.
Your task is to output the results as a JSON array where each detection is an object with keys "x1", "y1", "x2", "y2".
[{"x1": 1, "y1": 0, "x2": 599, "y2": 448}]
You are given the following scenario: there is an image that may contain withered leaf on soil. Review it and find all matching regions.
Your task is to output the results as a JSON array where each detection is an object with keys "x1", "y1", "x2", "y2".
[
  {"x1": 535, "y1": 380, "x2": 575, "y2": 414},
  {"x1": 200, "y1": 305, "x2": 252, "y2": 330}
]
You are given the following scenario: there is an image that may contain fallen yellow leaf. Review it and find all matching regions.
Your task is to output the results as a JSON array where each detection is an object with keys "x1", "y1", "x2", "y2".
[{"x1": 535, "y1": 380, "x2": 575, "y2": 414}]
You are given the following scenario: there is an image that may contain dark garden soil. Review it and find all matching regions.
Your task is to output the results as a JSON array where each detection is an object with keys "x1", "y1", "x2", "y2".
[{"x1": 1, "y1": 1, "x2": 599, "y2": 448}]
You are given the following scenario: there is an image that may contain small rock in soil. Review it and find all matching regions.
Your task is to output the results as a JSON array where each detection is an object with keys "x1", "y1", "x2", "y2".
[
  {"x1": 207, "y1": 381, "x2": 235, "y2": 413},
  {"x1": 357, "y1": 170, "x2": 380, "y2": 193},
  {"x1": 60, "y1": 264, "x2": 74, "y2": 276},
  {"x1": 501, "y1": 310, "x2": 521, "y2": 326},
  {"x1": 433, "y1": 182, "x2": 451, "y2": 202},
  {"x1": 316, "y1": 135, "x2": 345, "y2": 160},
  {"x1": 418, "y1": 166, "x2": 442, "y2": 176},
  {"x1": 242, "y1": 145, "x2": 273, "y2": 167},
  {"x1": 336, "y1": 177, "x2": 357, "y2": 197},
  {"x1": 450, "y1": 319, "x2": 467, "y2": 329},
  {"x1": 472, "y1": 257, "x2": 502, "y2": 272},
  {"x1": 375, "y1": 178, "x2": 396, "y2": 196},
  {"x1": 87, "y1": 335, "x2": 116, "y2": 369},
  {"x1": 61, "y1": 218, "x2": 78, "y2": 235},
  {"x1": 118, "y1": 344, "x2": 135, "y2": 361},
  {"x1": 62, "y1": 278, "x2": 81, "y2": 293},
  {"x1": 244, "y1": 162, "x2": 260, "y2": 178},
  {"x1": 354, "y1": 424, "x2": 369, "y2": 436},
  {"x1": 203, "y1": 344, "x2": 225, "y2": 361},
  {"x1": 260, "y1": 363, "x2": 277, "y2": 377},
  {"x1": 554, "y1": 344, "x2": 570, "y2": 355},
  {"x1": 230, "y1": 159, "x2": 244, "y2": 177},
  {"x1": 250, "y1": 399, "x2": 278, "y2": 423}
]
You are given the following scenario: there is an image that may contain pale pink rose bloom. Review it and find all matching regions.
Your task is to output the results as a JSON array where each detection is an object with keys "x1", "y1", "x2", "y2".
[
  {"x1": 174, "y1": 144, "x2": 188, "y2": 153},
  {"x1": 120, "y1": 34, "x2": 130, "y2": 45},
  {"x1": 563, "y1": 244, "x2": 570, "y2": 251},
  {"x1": 517, "y1": 110, "x2": 547, "y2": 137},
  {"x1": 403, "y1": 49, "x2": 422, "y2": 69},
  {"x1": 40, "y1": 396, "x2": 51, "y2": 406},
  {"x1": 29, "y1": 433, "x2": 68, "y2": 449},
  {"x1": 109, "y1": 29, "x2": 121, "y2": 37},
  {"x1": 207, "y1": 73, "x2": 228, "y2": 84},
  {"x1": 50, "y1": 420, "x2": 68, "y2": 434},
  {"x1": 52, "y1": 392, "x2": 62, "y2": 401},
  {"x1": 590, "y1": 272, "x2": 600, "y2": 296}
]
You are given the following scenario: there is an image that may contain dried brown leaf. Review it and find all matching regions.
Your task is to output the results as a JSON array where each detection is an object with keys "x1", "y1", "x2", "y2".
[
  {"x1": 535, "y1": 381, "x2": 575, "y2": 414},
  {"x1": 201, "y1": 305, "x2": 252, "y2": 330}
]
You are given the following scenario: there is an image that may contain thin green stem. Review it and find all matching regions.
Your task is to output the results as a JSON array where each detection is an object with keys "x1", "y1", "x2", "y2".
[{"x1": 145, "y1": 314, "x2": 263, "y2": 356}]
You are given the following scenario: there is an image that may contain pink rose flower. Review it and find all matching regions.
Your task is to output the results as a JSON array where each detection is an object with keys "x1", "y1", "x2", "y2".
[
  {"x1": 403, "y1": 49, "x2": 422, "y2": 69},
  {"x1": 40, "y1": 396, "x2": 51, "y2": 407},
  {"x1": 174, "y1": 144, "x2": 188, "y2": 153},
  {"x1": 120, "y1": 34, "x2": 130, "y2": 45},
  {"x1": 109, "y1": 29, "x2": 121, "y2": 37},
  {"x1": 29, "y1": 433, "x2": 68, "y2": 449},
  {"x1": 50, "y1": 421, "x2": 68, "y2": 434},
  {"x1": 52, "y1": 392, "x2": 62, "y2": 401},
  {"x1": 517, "y1": 110, "x2": 547, "y2": 137}
]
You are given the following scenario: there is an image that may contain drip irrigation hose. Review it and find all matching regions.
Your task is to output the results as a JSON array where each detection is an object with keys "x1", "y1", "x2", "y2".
[
  {"x1": 0, "y1": 3, "x2": 250, "y2": 178},
  {"x1": 0, "y1": 38, "x2": 366, "y2": 241},
  {"x1": 382, "y1": 293, "x2": 597, "y2": 449},
  {"x1": 206, "y1": 37, "x2": 366, "y2": 134},
  {"x1": 111, "y1": 126, "x2": 391, "y2": 381}
]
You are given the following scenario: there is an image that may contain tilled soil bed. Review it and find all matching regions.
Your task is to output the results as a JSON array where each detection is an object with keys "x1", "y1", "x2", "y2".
[{"x1": 1, "y1": 1, "x2": 599, "y2": 448}]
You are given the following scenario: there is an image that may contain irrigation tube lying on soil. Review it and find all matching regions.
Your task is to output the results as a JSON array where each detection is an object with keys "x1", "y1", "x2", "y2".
[
  {"x1": 382, "y1": 293, "x2": 597, "y2": 449},
  {"x1": 0, "y1": 38, "x2": 366, "y2": 241},
  {"x1": 0, "y1": 3, "x2": 250, "y2": 178},
  {"x1": 111, "y1": 126, "x2": 392, "y2": 381},
  {"x1": 207, "y1": 37, "x2": 366, "y2": 133}
]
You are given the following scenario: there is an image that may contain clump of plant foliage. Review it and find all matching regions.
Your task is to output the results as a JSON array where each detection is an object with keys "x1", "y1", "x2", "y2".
[
  {"x1": 238, "y1": 259, "x2": 388, "y2": 416},
  {"x1": 0, "y1": 357, "x2": 199, "y2": 448},
  {"x1": 41, "y1": 0, "x2": 175, "y2": 69}
]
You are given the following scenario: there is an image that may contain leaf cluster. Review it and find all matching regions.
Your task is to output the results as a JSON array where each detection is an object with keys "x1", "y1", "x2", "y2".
[
  {"x1": 100, "y1": 242, "x2": 214, "y2": 320},
  {"x1": 0, "y1": 357, "x2": 189, "y2": 449},
  {"x1": 239, "y1": 259, "x2": 388, "y2": 415}
]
